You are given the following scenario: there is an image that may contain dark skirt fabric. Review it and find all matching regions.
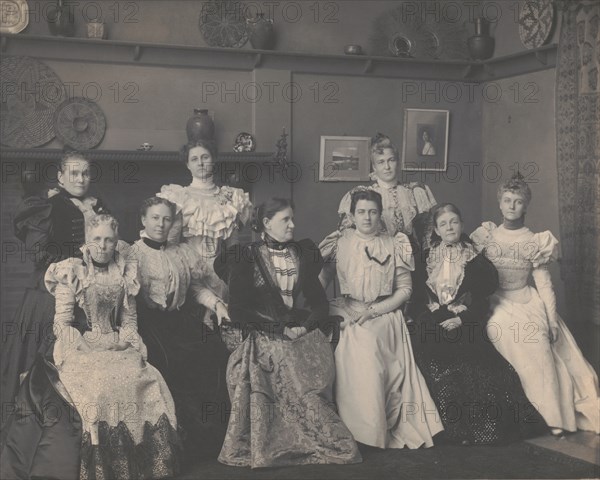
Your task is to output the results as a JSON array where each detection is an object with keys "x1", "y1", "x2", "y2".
[
  {"x1": 1, "y1": 273, "x2": 55, "y2": 437},
  {"x1": 218, "y1": 328, "x2": 362, "y2": 468},
  {"x1": 409, "y1": 320, "x2": 548, "y2": 445},
  {"x1": 136, "y1": 301, "x2": 230, "y2": 458}
]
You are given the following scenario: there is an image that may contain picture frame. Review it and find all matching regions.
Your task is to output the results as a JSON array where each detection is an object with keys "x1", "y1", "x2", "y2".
[
  {"x1": 401, "y1": 109, "x2": 449, "y2": 171},
  {"x1": 319, "y1": 136, "x2": 372, "y2": 182}
]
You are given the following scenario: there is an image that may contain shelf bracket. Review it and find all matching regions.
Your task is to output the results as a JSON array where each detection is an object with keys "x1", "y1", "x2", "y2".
[
  {"x1": 534, "y1": 50, "x2": 548, "y2": 66},
  {"x1": 363, "y1": 59, "x2": 373, "y2": 74},
  {"x1": 133, "y1": 45, "x2": 143, "y2": 61},
  {"x1": 0, "y1": 36, "x2": 8, "y2": 53},
  {"x1": 254, "y1": 53, "x2": 263, "y2": 68}
]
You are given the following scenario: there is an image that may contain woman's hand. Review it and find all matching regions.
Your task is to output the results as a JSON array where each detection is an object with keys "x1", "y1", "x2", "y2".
[
  {"x1": 107, "y1": 341, "x2": 131, "y2": 351},
  {"x1": 215, "y1": 301, "x2": 230, "y2": 326},
  {"x1": 284, "y1": 326, "x2": 307, "y2": 340},
  {"x1": 440, "y1": 316, "x2": 462, "y2": 331},
  {"x1": 356, "y1": 307, "x2": 378, "y2": 326}
]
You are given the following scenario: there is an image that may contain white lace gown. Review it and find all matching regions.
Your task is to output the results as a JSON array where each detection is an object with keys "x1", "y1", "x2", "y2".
[
  {"x1": 321, "y1": 230, "x2": 443, "y2": 448},
  {"x1": 44, "y1": 245, "x2": 178, "y2": 444},
  {"x1": 471, "y1": 223, "x2": 600, "y2": 433}
]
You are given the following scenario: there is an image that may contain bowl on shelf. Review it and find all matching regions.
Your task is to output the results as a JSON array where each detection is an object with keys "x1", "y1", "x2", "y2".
[{"x1": 344, "y1": 44, "x2": 363, "y2": 55}]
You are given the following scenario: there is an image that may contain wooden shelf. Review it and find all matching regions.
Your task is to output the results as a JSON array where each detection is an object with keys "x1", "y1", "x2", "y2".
[
  {"x1": 1, "y1": 34, "x2": 558, "y2": 82},
  {"x1": 0, "y1": 148, "x2": 275, "y2": 164}
]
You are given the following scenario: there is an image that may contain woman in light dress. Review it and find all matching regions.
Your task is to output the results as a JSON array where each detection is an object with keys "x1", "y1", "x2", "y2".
[
  {"x1": 320, "y1": 190, "x2": 443, "y2": 449},
  {"x1": 1, "y1": 214, "x2": 180, "y2": 480},
  {"x1": 325, "y1": 134, "x2": 437, "y2": 250},
  {"x1": 471, "y1": 173, "x2": 600, "y2": 435}
]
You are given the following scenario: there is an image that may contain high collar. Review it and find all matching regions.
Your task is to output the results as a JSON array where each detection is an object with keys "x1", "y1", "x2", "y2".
[
  {"x1": 376, "y1": 177, "x2": 398, "y2": 189},
  {"x1": 190, "y1": 177, "x2": 218, "y2": 192},
  {"x1": 262, "y1": 232, "x2": 293, "y2": 251},
  {"x1": 140, "y1": 230, "x2": 167, "y2": 250}
]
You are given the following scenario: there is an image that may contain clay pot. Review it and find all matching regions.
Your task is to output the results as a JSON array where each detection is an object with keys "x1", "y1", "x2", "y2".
[
  {"x1": 186, "y1": 109, "x2": 215, "y2": 142},
  {"x1": 246, "y1": 13, "x2": 275, "y2": 50},
  {"x1": 468, "y1": 17, "x2": 495, "y2": 60}
]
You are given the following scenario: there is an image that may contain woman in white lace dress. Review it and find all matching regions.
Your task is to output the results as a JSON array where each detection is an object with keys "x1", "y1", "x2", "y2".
[
  {"x1": 471, "y1": 173, "x2": 599, "y2": 436},
  {"x1": 320, "y1": 190, "x2": 442, "y2": 449}
]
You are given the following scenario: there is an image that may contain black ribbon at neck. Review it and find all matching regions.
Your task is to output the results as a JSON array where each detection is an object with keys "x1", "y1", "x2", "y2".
[
  {"x1": 143, "y1": 237, "x2": 167, "y2": 250},
  {"x1": 364, "y1": 246, "x2": 391, "y2": 266},
  {"x1": 263, "y1": 233, "x2": 292, "y2": 251},
  {"x1": 91, "y1": 258, "x2": 110, "y2": 269}
]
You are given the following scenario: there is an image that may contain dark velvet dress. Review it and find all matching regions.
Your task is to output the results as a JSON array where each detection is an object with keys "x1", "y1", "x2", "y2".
[
  {"x1": 213, "y1": 238, "x2": 361, "y2": 468},
  {"x1": 409, "y1": 241, "x2": 547, "y2": 445},
  {"x1": 0, "y1": 190, "x2": 107, "y2": 436}
]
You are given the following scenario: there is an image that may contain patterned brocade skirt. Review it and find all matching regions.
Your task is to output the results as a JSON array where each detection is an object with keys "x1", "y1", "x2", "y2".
[{"x1": 218, "y1": 328, "x2": 362, "y2": 468}]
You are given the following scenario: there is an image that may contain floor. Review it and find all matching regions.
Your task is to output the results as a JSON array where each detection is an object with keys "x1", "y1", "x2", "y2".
[{"x1": 178, "y1": 432, "x2": 599, "y2": 480}]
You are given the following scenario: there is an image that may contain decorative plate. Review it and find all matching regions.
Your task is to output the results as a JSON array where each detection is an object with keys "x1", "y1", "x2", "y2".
[
  {"x1": 199, "y1": 0, "x2": 248, "y2": 48},
  {"x1": 370, "y1": 2, "x2": 469, "y2": 60},
  {"x1": 518, "y1": 0, "x2": 555, "y2": 49},
  {"x1": 54, "y1": 97, "x2": 106, "y2": 150},
  {"x1": 233, "y1": 132, "x2": 256, "y2": 152},
  {"x1": 0, "y1": 56, "x2": 64, "y2": 148},
  {"x1": 0, "y1": 0, "x2": 29, "y2": 34}
]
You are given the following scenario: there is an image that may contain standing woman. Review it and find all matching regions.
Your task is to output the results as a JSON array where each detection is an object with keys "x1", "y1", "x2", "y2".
[
  {"x1": 0, "y1": 151, "x2": 108, "y2": 434},
  {"x1": 319, "y1": 190, "x2": 443, "y2": 449},
  {"x1": 157, "y1": 139, "x2": 252, "y2": 325},
  {"x1": 133, "y1": 196, "x2": 230, "y2": 455},
  {"x1": 213, "y1": 198, "x2": 361, "y2": 468},
  {"x1": 471, "y1": 173, "x2": 600, "y2": 435},
  {"x1": 327, "y1": 133, "x2": 437, "y2": 249},
  {"x1": 410, "y1": 203, "x2": 546, "y2": 445}
]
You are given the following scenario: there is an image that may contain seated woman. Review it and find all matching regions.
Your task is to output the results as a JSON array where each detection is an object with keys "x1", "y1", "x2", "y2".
[
  {"x1": 1, "y1": 214, "x2": 181, "y2": 480},
  {"x1": 133, "y1": 197, "x2": 230, "y2": 455},
  {"x1": 320, "y1": 190, "x2": 442, "y2": 449},
  {"x1": 410, "y1": 203, "x2": 547, "y2": 445},
  {"x1": 471, "y1": 173, "x2": 600, "y2": 435},
  {"x1": 213, "y1": 198, "x2": 361, "y2": 468}
]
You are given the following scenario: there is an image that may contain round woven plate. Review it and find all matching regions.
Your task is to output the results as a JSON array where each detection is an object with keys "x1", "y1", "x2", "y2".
[
  {"x1": 199, "y1": 0, "x2": 248, "y2": 48},
  {"x1": 519, "y1": 0, "x2": 555, "y2": 49},
  {"x1": 54, "y1": 97, "x2": 106, "y2": 150},
  {"x1": 0, "y1": 0, "x2": 29, "y2": 33},
  {"x1": 0, "y1": 56, "x2": 64, "y2": 148}
]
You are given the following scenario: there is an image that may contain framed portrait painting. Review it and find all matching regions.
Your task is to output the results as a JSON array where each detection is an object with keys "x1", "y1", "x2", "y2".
[
  {"x1": 401, "y1": 109, "x2": 449, "y2": 171},
  {"x1": 319, "y1": 136, "x2": 371, "y2": 181}
]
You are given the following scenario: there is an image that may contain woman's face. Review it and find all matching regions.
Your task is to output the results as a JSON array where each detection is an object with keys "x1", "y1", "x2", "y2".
[
  {"x1": 423, "y1": 131, "x2": 430, "y2": 142},
  {"x1": 351, "y1": 199, "x2": 381, "y2": 236},
  {"x1": 187, "y1": 146, "x2": 214, "y2": 181},
  {"x1": 499, "y1": 191, "x2": 527, "y2": 221},
  {"x1": 434, "y1": 211, "x2": 463, "y2": 244},
  {"x1": 86, "y1": 223, "x2": 117, "y2": 264},
  {"x1": 371, "y1": 148, "x2": 397, "y2": 183},
  {"x1": 263, "y1": 207, "x2": 295, "y2": 242},
  {"x1": 58, "y1": 158, "x2": 91, "y2": 197},
  {"x1": 142, "y1": 204, "x2": 173, "y2": 243}
]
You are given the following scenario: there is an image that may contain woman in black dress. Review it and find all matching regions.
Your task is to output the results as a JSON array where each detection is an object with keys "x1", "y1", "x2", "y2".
[
  {"x1": 214, "y1": 198, "x2": 361, "y2": 468},
  {"x1": 0, "y1": 151, "x2": 108, "y2": 436},
  {"x1": 409, "y1": 203, "x2": 547, "y2": 445}
]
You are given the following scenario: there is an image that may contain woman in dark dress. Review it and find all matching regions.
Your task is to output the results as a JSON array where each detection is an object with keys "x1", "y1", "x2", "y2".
[
  {"x1": 0, "y1": 152, "x2": 108, "y2": 436},
  {"x1": 214, "y1": 198, "x2": 361, "y2": 468},
  {"x1": 409, "y1": 203, "x2": 547, "y2": 445},
  {"x1": 133, "y1": 196, "x2": 230, "y2": 457}
]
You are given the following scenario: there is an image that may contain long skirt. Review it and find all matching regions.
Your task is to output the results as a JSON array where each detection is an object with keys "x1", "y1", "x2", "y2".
[
  {"x1": 218, "y1": 328, "x2": 362, "y2": 468},
  {"x1": 331, "y1": 297, "x2": 443, "y2": 448},
  {"x1": 488, "y1": 286, "x2": 600, "y2": 433}
]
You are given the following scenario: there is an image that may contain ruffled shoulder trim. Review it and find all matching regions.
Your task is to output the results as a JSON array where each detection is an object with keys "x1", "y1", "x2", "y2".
[
  {"x1": 393, "y1": 232, "x2": 415, "y2": 271},
  {"x1": 116, "y1": 240, "x2": 140, "y2": 297},
  {"x1": 530, "y1": 231, "x2": 559, "y2": 267},
  {"x1": 318, "y1": 229, "x2": 342, "y2": 263},
  {"x1": 406, "y1": 182, "x2": 437, "y2": 213},
  {"x1": 220, "y1": 186, "x2": 253, "y2": 225},
  {"x1": 470, "y1": 221, "x2": 498, "y2": 252},
  {"x1": 44, "y1": 258, "x2": 86, "y2": 298},
  {"x1": 156, "y1": 184, "x2": 186, "y2": 212}
]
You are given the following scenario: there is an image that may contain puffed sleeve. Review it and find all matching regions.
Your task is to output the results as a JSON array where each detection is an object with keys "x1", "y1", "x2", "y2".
[
  {"x1": 393, "y1": 232, "x2": 415, "y2": 272},
  {"x1": 411, "y1": 183, "x2": 437, "y2": 214},
  {"x1": 470, "y1": 221, "x2": 498, "y2": 253},
  {"x1": 530, "y1": 231, "x2": 559, "y2": 267},
  {"x1": 116, "y1": 246, "x2": 146, "y2": 358},
  {"x1": 44, "y1": 259, "x2": 87, "y2": 366},
  {"x1": 318, "y1": 229, "x2": 340, "y2": 289},
  {"x1": 13, "y1": 196, "x2": 53, "y2": 267},
  {"x1": 157, "y1": 184, "x2": 185, "y2": 244},
  {"x1": 228, "y1": 187, "x2": 253, "y2": 226}
]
